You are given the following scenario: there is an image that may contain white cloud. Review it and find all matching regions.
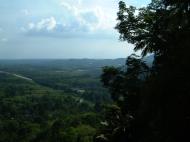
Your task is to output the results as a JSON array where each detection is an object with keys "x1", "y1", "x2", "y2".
[
  {"x1": 28, "y1": 17, "x2": 57, "y2": 31},
  {"x1": 28, "y1": 23, "x2": 35, "y2": 29},
  {"x1": 60, "y1": 0, "x2": 116, "y2": 31},
  {"x1": 60, "y1": 1, "x2": 73, "y2": 11},
  {"x1": 22, "y1": 0, "x2": 118, "y2": 38}
]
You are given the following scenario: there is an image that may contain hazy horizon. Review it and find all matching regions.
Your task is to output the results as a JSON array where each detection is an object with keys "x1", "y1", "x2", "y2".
[
  {"x1": 0, "y1": 0, "x2": 150, "y2": 59},
  {"x1": 0, "y1": 57, "x2": 126, "y2": 60}
]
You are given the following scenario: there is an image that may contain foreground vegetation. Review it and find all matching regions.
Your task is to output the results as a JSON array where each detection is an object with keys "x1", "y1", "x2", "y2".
[{"x1": 95, "y1": 0, "x2": 190, "y2": 142}]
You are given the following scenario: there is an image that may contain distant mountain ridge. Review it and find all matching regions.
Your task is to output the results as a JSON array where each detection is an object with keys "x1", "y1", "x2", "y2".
[{"x1": 0, "y1": 56, "x2": 153, "y2": 68}]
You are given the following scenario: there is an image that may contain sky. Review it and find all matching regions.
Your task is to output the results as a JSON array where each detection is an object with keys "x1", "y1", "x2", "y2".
[{"x1": 0, "y1": 0, "x2": 150, "y2": 59}]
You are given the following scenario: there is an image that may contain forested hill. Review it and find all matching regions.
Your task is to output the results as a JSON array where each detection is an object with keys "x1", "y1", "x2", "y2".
[
  {"x1": 0, "y1": 57, "x2": 153, "y2": 142},
  {"x1": 0, "y1": 71, "x2": 101, "y2": 142},
  {"x1": 0, "y1": 58, "x2": 126, "y2": 68},
  {"x1": 0, "y1": 58, "x2": 130, "y2": 142}
]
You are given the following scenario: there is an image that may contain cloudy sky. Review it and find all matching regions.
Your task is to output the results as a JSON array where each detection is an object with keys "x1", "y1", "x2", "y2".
[{"x1": 0, "y1": 0, "x2": 150, "y2": 59}]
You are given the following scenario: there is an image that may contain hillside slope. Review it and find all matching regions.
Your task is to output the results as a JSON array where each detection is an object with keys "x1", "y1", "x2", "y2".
[{"x1": 0, "y1": 73, "x2": 100, "y2": 142}]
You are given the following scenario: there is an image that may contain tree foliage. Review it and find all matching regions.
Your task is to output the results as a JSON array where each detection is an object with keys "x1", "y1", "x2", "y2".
[{"x1": 95, "y1": 0, "x2": 190, "y2": 142}]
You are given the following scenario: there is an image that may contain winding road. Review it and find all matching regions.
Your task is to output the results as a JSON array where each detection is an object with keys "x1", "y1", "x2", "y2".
[{"x1": 0, "y1": 71, "x2": 33, "y2": 81}]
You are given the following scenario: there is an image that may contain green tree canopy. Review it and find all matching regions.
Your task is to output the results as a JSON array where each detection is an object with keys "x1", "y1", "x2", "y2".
[{"x1": 95, "y1": 0, "x2": 190, "y2": 142}]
